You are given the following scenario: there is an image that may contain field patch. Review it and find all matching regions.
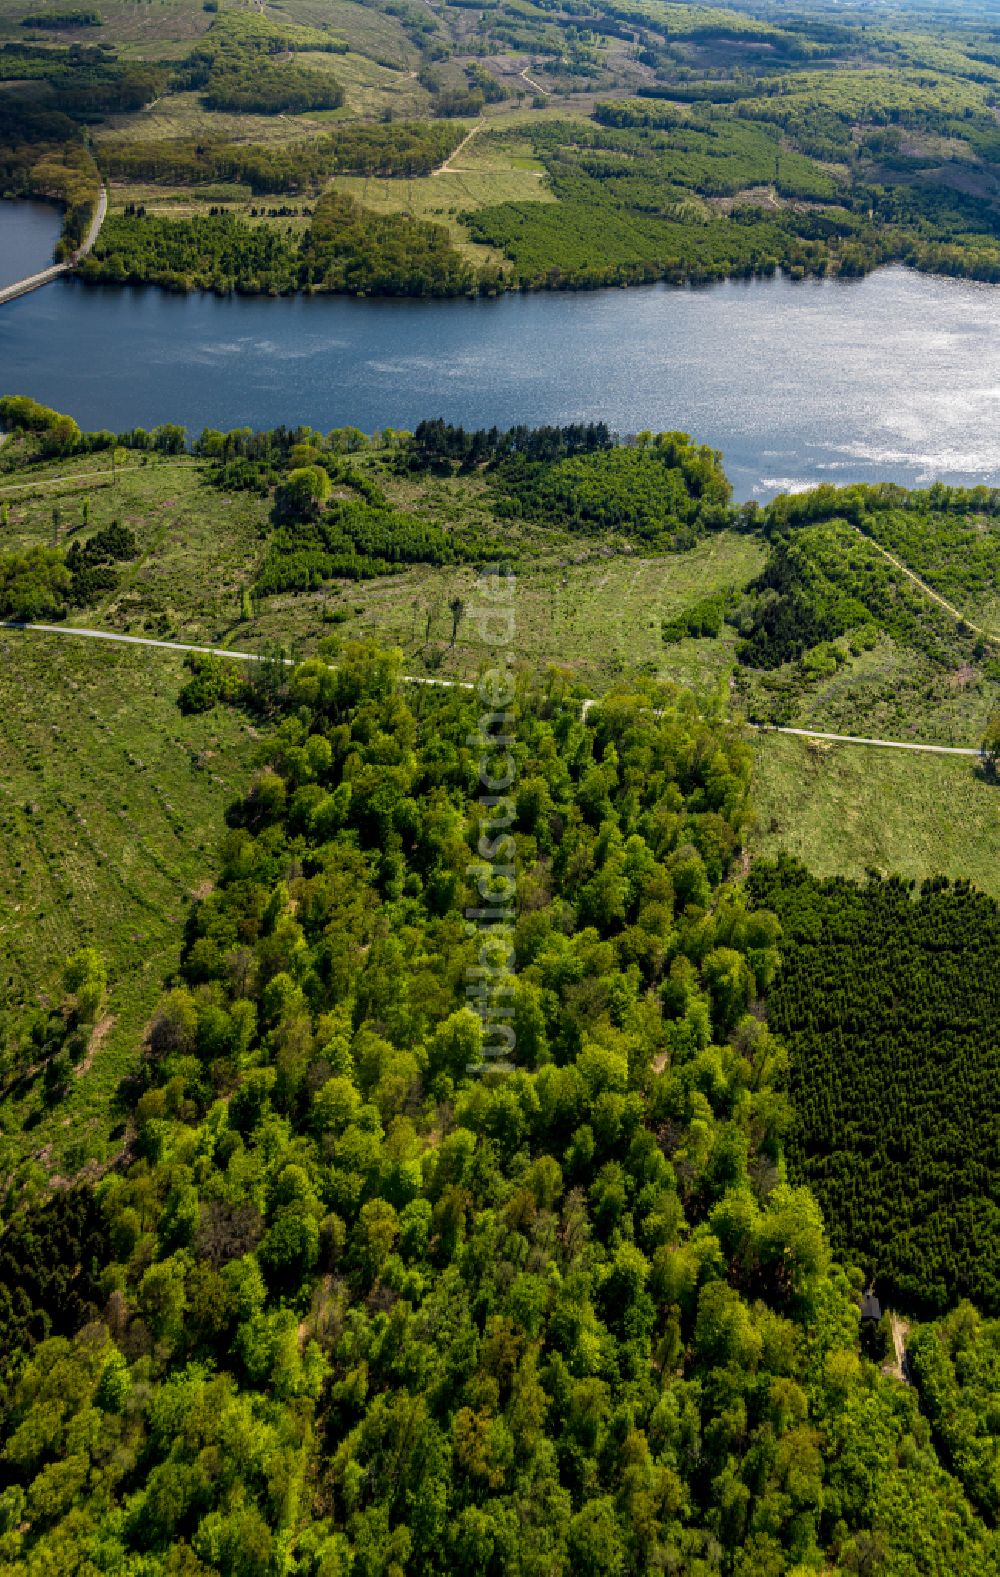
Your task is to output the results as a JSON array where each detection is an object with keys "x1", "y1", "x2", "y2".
[
  {"x1": 751, "y1": 729, "x2": 1000, "y2": 898},
  {"x1": 0, "y1": 634, "x2": 259, "y2": 1195}
]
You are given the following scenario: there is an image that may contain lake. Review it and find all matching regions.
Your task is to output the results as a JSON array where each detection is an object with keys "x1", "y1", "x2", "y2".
[
  {"x1": 0, "y1": 199, "x2": 60, "y2": 289},
  {"x1": 2, "y1": 202, "x2": 1000, "y2": 499}
]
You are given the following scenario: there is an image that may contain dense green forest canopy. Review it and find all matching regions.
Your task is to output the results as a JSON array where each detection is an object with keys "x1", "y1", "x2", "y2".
[
  {"x1": 1, "y1": 641, "x2": 999, "y2": 1574},
  {"x1": 80, "y1": 193, "x2": 498, "y2": 297},
  {"x1": 747, "y1": 859, "x2": 1000, "y2": 1316}
]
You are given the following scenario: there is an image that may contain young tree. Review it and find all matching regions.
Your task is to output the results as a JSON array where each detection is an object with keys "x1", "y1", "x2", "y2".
[
  {"x1": 448, "y1": 595, "x2": 466, "y2": 646},
  {"x1": 63, "y1": 948, "x2": 108, "y2": 1025}
]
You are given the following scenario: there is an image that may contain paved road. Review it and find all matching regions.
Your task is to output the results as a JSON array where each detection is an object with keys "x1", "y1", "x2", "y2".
[
  {"x1": 763, "y1": 725, "x2": 981, "y2": 758},
  {"x1": 0, "y1": 183, "x2": 107, "y2": 308},
  {"x1": 2, "y1": 621, "x2": 475, "y2": 689},
  {"x1": 78, "y1": 183, "x2": 108, "y2": 257},
  {"x1": 0, "y1": 463, "x2": 143, "y2": 495},
  {"x1": 5, "y1": 622, "x2": 984, "y2": 751}
]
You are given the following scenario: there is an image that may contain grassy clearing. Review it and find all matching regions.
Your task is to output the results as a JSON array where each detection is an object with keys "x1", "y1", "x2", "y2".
[
  {"x1": 93, "y1": 92, "x2": 307, "y2": 148},
  {"x1": 244, "y1": 529, "x2": 766, "y2": 691},
  {"x1": 330, "y1": 162, "x2": 553, "y2": 264},
  {"x1": 311, "y1": 49, "x2": 431, "y2": 121},
  {"x1": 0, "y1": 633, "x2": 260, "y2": 1194},
  {"x1": 273, "y1": 0, "x2": 422, "y2": 67},
  {"x1": 106, "y1": 181, "x2": 316, "y2": 227},
  {"x1": 751, "y1": 730, "x2": 1000, "y2": 898},
  {"x1": 0, "y1": 0, "x2": 211, "y2": 52},
  {"x1": 93, "y1": 51, "x2": 431, "y2": 148},
  {"x1": 0, "y1": 453, "x2": 269, "y2": 644},
  {"x1": 0, "y1": 455, "x2": 763, "y2": 690},
  {"x1": 784, "y1": 634, "x2": 998, "y2": 750},
  {"x1": 332, "y1": 166, "x2": 553, "y2": 215}
]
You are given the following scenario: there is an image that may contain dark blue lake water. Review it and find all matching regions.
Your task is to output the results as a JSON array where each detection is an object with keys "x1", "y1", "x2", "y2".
[
  {"x1": 2, "y1": 202, "x2": 999, "y2": 499},
  {"x1": 0, "y1": 198, "x2": 60, "y2": 289}
]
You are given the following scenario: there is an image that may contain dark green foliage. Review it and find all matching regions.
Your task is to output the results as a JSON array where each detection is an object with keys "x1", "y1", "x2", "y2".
[
  {"x1": 463, "y1": 118, "x2": 871, "y2": 291},
  {"x1": 860, "y1": 493, "x2": 1000, "y2": 617},
  {"x1": 20, "y1": 8, "x2": 101, "y2": 25},
  {"x1": 0, "y1": 41, "x2": 164, "y2": 118},
  {"x1": 492, "y1": 433, "x2": 732, "y2": 546},
  {"x1": 732, "y1": 481, "x2": 1000, "y2": 727},
  {"x1": 211, "y1": 457, "x2": 279, "y2": 494},
  {"x1": 65, "y1": 521, "x2": 138, "y2": 606},
  {"x1": 0, "y1": 395, "x2": 77, "y2": 436},
  {"x1": 466, "y1": 60, "x2": 507, "y2": 103},
  {"x1": 0, "y1": 546, "x2": 71, "y2": 621},
  {"x1": 409, "y1": 418, "x2": 613, "y2": 470},
  {"x1": 748, "y1": 858, "x2": 1000, "y2": 1314},
  {"x1": 0, "y1": 640, "x2": 998, "y2": 1569},
  {"x1": 662, "y1": 593, "x2": 727, "y2": 643},
  {"x1": 300, "y1": 189, "x2": 477, "y2": 297},
  {"x1": 199, "y1": 63, "x2": 342, "y2": 117},
  {"x1": 177, "y1": 654, "x2": 252, "y2": 714},
  {"x1": 100, "y1": 122, "x2": 467, "y2": 193},
  {"x1": 256, "y1": 491, "x2": 495, "y2": 595},
  {"x1": 80, "y1": 211, "x2": 301, "y2": 294},
  {"x1": 0, "y1": 1188, "x2": 108, "y2": 1387},
  {"x1": 738, "y1": 519, "x2": 972, "y2": 670},
  {"x1": 0, "y1": 521, "x2": 136, "y2": 617},
  {"x1": 178, "y1": 11, "x2": 345, "y2": 116},
  {"x1": 81, "y1": 191, "x2": 481, "y2": 298}
]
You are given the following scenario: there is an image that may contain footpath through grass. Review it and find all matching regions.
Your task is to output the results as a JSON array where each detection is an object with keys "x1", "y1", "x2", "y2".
[{"x1": 0, "y1": 632, "x2": 260, "y2": 1199}]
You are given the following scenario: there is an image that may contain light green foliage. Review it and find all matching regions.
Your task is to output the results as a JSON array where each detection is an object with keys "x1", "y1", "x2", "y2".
[
  {"x1": 62, "y1": 948, "x2": 107, "y2": 1026},
  {"x1": 0, "y1": 641, "x2": 994, "y2": 1573},
  {"x1": 752, "y1": 733, "x2": 1000, "y2": 900}
]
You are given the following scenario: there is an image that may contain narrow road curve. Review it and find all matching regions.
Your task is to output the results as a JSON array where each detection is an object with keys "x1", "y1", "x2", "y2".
[
  {"x1": 0, "y1": 182, "x2": 107, "y2": 308},
  {"x1": 854, "y1": 523, "x2": 999, "y2": 647},
  {"x1": 4, "y1": 622, "x2": 985, "y2": 753}
]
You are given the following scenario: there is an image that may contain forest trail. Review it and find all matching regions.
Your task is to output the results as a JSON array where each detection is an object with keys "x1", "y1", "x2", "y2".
[
  {"x1": 521, "y1": 66, "x2": 549, "y2": 95},
  {"x1": 0, "y1": 460, "x2": 142, "y2": 493},
  {"x1": 1, "y1": 623, "x2": 986, "y2": 756},
  {"x1": 432, "y1": 121, "x2": 485, "y2": 174},
  {"x1": 853, "y1": 525, "x2": 1000, "y2": 647},
  {"x1": 884, "y1": 1314, "x2": 910, "y2": 1383}
]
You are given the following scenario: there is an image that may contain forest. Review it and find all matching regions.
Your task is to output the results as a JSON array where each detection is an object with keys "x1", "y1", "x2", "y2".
[
  {"x1": 9, "y1": 0, "x2": 1000, "y2": 293},
  {"x1": 0, "y1": 406, "x2": 998, "y2": 1571},
  {"x1": 10, "y1": 0, "x2": 1000, "y2": 293},
  {"x1": 175, "y1": 13, "x2": 346, "y2": 118},
  {"x1": 488, "y1": 434, "x2": 733, "y2": 547},
  {"x1": 80, "y1": 194, "x2": 492, "y2": 298},
  {"x1": 99, "y1": 124, "x2": 469, "y2": 195},
  {"x1": 747, "y1": 859, "x2": 1000, "y2": 1316},
  {"x1": 0, "y1": 640, "x2": 998, "y2": 1574}
]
